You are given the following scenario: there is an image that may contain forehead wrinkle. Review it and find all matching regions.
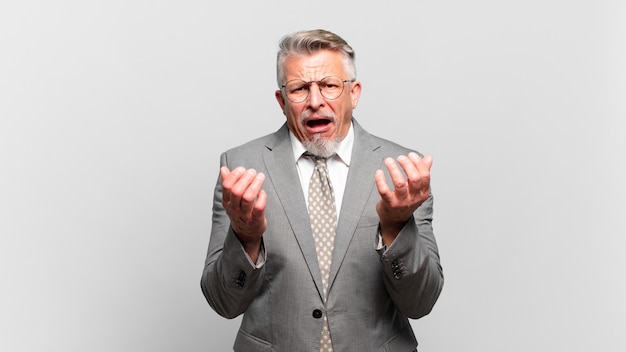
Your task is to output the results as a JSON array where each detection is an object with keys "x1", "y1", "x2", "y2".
[
  {"x1": 283, "y1": 52, "x2": 346, "y2": 82},
  {"x1": 292, "y1": 64, "x2": 333, "y2": 82}
]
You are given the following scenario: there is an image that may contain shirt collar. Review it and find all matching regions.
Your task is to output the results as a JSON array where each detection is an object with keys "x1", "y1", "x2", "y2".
[{"x1": 289, "y1": 122, "x2": 354, "y2": 166}]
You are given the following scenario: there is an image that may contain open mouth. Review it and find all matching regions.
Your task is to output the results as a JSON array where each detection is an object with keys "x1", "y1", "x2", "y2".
[
  {"x1": 306, "y1": 118, "x2": 332, "y2": 128},
  {"x1": 305, "y1": 117, "x2": 333, "y2": 134}
]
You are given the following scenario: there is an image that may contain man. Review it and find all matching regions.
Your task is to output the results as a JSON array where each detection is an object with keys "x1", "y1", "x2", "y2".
[{"x1": 201, "y1": 29, "x2": 443, "y2": 352}]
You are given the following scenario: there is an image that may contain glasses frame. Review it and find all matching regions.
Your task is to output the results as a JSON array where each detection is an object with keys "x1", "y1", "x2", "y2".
[{"x1": 281, "y1": 76, "x2": 355, "y2": 103}]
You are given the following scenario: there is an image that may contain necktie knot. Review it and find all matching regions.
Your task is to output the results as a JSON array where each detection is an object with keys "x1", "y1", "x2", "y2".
[
  {"x1": 314, "y1": 157, "x2": 327, "y2": 167},
  {"x1": 303, "y1": 152, "x2": 333, "y2": 176},
  {"x1": 303, "y1": 151, "x2": 329, "y2": 162}
]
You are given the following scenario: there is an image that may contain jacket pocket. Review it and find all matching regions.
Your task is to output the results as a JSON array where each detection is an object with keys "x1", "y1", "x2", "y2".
[
  {"x1": 356, "y1": 215, "x2": 379, "y2": 229},
  {"x1": 233, "y1": 328, "x2": 272, "y2": 352},
  {"x1": 381, "y1": 324, "x2": 418, "y2": 352}
]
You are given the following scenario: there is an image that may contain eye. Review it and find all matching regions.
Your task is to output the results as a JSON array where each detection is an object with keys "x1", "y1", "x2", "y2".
[
  {"x1": 321, "y1": 77, "x2": 343, "y2": 90},
  {"x1": 288, "y1": 82, "x2": 308, "y2": 93}
]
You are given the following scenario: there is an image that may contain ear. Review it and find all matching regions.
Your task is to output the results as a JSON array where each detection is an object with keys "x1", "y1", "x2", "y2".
[
  {"x1": 349, "y1": 80, "x2": 362, "y2": 109},
  {"x1": 275, "y1": 89, "x2": 286, "y2": 114}
]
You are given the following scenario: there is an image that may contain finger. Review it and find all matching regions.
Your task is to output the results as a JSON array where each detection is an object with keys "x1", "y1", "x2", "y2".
[
  {"x1": 409, "y1": 153, "x2": 433, "y2": 174},
  {"x1": 397, "y1": 154, "x2": 421, "y2": 194},
  {"x1": 222, "y1": 166, "x2": 245, "y2": 189},
  {"x1": 410, "y1": 151, "x2": 432, "y2": 176},
  {"x1": 385, "y1": 157, "x2": 408, "y2": 196},
  {"x1": 375, "y1": 169, "x2": 394, "y2": 203},
  {"x1": 423, "y1": 155, "x2": 433, "y2": 170},
  {"x1": 409, "y1": 153, "x2": 432, "y2": 192},
  {"x1": 420, "y1": 156, "x2": 432, "y2": 190},
  {"x1": 220, "y1": 166, "x2": 238, "y2": 205},
  {"x1": 231, "y1": 169, "x2": 258, "y2": 210},
  {"x1": 240, "y1": 171, "x2": 265, "y2": 214},
  {"x1": 252, "y1": 189, "x2": 267, "y2": 219},
  {"x1": 220, "y1": 166, "x2": 231, "y2": 179}
]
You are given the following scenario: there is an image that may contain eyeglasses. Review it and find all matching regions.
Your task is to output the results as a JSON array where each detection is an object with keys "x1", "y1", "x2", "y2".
[{"x1": 281, "y1": 76, "x2": 354, "y2": 103}]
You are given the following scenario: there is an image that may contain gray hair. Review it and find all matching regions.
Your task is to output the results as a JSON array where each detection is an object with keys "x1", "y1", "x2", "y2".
[{"x1": 276, "y1": 29, "x2": 356, "y2": 87}]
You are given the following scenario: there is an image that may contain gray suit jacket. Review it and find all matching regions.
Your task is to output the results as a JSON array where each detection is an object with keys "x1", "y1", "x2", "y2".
[{"x1": 201, "y1": 119, "x2": 443, "y2": 352}]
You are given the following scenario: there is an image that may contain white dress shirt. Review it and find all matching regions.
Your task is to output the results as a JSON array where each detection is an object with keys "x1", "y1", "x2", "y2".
[
  {"x1": 289, "y1": 122, "x2": 387, "y2": 250},
  {"x1": 289, "y1": 123, "x2": 354, "y2": 217},
  {"x1": 243, "y1": 122, "x2": 383, "y2": 267}
]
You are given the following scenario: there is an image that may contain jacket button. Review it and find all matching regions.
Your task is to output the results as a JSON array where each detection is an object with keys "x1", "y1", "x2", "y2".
[
  {"x1": 312, "y1": 309, "x2": 323, "y2": 319},
  {"x1": 234, "y1": 270, "x2": 246, "y2": 288}
]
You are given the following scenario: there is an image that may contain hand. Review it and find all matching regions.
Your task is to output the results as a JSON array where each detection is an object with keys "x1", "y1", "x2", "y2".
[
  {"x1": 220, "y1": 166, "x2": 267, "y2": 261},
  {"x1": 375, "y1": 152, "x2": 432, "y2": 245}
]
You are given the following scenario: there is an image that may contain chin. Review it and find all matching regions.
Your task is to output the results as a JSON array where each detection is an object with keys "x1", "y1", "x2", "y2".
[{"x1": 304, "y1": 134, "x2": 340, "y2": 158}]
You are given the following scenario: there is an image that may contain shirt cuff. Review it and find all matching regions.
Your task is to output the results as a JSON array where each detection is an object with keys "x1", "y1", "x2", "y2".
[
  {"x1": 376, "y1": 226, "x2": 387, "y2": 251},
  {"x1": 242, "y1": 241, "x2": 266, "y2": 269}
]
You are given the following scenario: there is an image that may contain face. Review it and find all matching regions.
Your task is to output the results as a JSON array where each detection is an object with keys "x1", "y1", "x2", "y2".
[{"x1": 275, "y1": 50, "x2": 361, "y2": 152}]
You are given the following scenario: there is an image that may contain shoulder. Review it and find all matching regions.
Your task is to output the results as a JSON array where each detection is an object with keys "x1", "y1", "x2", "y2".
[
  {"x1": 353, "y1": 119, "x2": 424, "y2": 158},
  {"x1": 222, "y1": 124, "x2": 289, "y2": 157}
]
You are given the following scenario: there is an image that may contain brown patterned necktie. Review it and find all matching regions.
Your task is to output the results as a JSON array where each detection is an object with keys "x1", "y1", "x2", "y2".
[{"x1": 307, "y1": 155, "x2": 337, "y2": 352}]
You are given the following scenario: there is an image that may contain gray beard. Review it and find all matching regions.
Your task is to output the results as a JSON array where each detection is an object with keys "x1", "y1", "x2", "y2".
[{"x1": 303, "y1": 134, "x2": 340, "y2": 158}]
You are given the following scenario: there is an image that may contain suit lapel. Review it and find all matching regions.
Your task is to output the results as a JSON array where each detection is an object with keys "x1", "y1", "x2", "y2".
[
  {"x1": 262, "y1": 124, "x2": 325, "y2": 299},
  {"x1": 327, "y1": 120, "x2": 383, "y2": 292},
  {"x1": 262, "y1": 121, "x2": 384, "y2": 302}
]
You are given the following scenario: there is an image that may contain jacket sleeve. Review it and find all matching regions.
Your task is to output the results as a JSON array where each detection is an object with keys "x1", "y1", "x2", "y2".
[
  {"x1": 376, "y1": 193, "x2": 444, "y2": 319},
  {"x1": 200, "y1": 153, "x2": 265, "y2": 319}
]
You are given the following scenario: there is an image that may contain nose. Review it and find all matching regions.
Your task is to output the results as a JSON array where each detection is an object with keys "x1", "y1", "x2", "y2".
[{"x1": 307, "y1": 82, "x2": 325, "y2": 109}]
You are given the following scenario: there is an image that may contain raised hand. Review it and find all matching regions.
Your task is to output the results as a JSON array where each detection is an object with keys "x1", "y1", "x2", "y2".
[
  {"x1": 375, "y1": 152, "x2": 432, "y2": 246},
  {"x1": 220, "y1": 166, "x2": 267, "y2": 261}
]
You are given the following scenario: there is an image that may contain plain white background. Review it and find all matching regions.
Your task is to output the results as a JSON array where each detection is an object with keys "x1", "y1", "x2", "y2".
[{"x1": 1, "y1": 1, "x2": 624, "y2": 351}]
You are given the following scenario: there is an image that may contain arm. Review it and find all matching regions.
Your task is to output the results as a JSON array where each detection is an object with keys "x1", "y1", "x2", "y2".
[
  {"x1": 375, "y1": 152, "x2": 444, "y2": 319},
  {"x1": 377, "y1": 194, "x2": 443, "y2": 319},
  {"x1": 200, "y1": 153, "x2": 267, "y2": 318}
]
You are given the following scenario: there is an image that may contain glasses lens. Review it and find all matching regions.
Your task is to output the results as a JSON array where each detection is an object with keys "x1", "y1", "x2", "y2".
[
  {"x1": 285, "y1": 80, "x2": 309, "y2": 103},
  {"x1": 283, "y1": 76, "x2": 347, "y2": 102},
  {"x1": 319, "y1": 76, "x2": 345, "y2": 100}
]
